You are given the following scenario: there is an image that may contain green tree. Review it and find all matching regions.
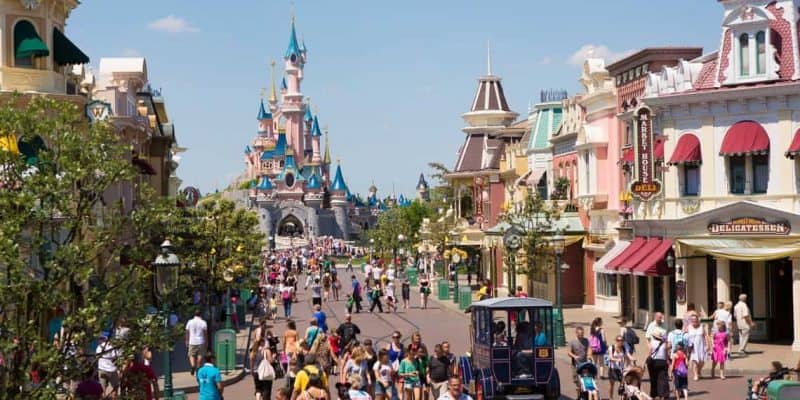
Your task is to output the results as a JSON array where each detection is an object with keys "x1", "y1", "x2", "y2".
[
  {"x1": 500, "y1": 193, "x2": 562, "y2": 280},
  {"x1": 0, "y1": 96, "x2": 181, "y2": 397}
]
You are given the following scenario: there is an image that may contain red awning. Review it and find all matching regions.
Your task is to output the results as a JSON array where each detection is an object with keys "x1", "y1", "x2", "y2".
[
  {"x1": 620, "y1": 147, "x2": 634, "y2": 165},
  {"x1": 606, "y1": 237, "x2": 647, "y2": 271},
  {"x1": 786, "y1": 128, "x2": 800, "y2": 159},
  {"x1": 654, "y1": 136, "x2": 665, "y2": 161},
  {"x1": 633, "y1": 239, "x2": 674, "y2": 276},
  {"x1": 719, "y1": 120, "x2": 769, "y2": 156},
  {"x1": 132, "y1": 157, "x2": 156, "y2": 175},
  {"x1": 618, "y1": 238, "x2": 663, "y2": 273},
  {"x1": 668, "y1": 134, "x2": 702, "y2": 165}
]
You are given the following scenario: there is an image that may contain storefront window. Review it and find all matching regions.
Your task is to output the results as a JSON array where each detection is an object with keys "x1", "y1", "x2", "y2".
[
  {"x1": 729, "y1": 156, "x2": 746, "y2": 194},
  {"x1": 752, "y1": 155, "x2": 769, "y2": 194},
  {"x1": 596, "y1": 273, "x2": 618, "y2": 297},
  {"x1": 653, "y1": 276, "x2": 664, "y2": 313},
  {"x1": 637, "y1": 276, "x2": 649, "y2": 310},
  {"x1": 683, "y1": 165, "x2": 699, "y2": 196},
  {"x1": 668, "y1": 277, "x2": 676, "y2": 317}
]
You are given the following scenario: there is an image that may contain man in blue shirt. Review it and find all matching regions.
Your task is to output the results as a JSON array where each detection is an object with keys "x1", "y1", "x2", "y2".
[
  {"x1": 196, "y1": 353, "x2": 223, "y2": 400},
  {"x1": 313, "y1": 304, "x2": 328, "y2": 332},
  {"x1": 351, "y1": 275, "x2": 362, "y2": 313}
]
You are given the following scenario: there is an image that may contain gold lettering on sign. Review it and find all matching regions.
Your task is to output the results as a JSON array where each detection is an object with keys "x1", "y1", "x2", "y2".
[{"x1": 708, "y1": 217, "x2": 790, "y2": 235}]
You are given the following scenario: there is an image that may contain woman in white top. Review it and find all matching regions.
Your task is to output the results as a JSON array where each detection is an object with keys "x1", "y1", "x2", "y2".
[
  {"x1": 685, "y1": 313, "x2": 709, "y2": 381},
  {"x1": 646, "y1": 329, "x2": 670, "y2": 399},
  {"x1": 710, "y1": 301, "x2": 732, "y2": 333}
]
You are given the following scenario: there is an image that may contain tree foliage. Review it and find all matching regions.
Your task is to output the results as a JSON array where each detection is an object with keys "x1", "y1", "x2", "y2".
[
  {"x1": 500, "y1": 193, "x2": 562, "y2": 279},
  {"x1": 0, "y1": 96, "x2": 263, "y2": 397}
]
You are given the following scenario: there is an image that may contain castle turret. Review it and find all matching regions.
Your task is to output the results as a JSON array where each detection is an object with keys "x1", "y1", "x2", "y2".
[
  {"x1": 283, "y1": 18, "x2": 306, "y2": 156},
  {"x1": 303, "y1": 102, "x2": 314, "y2": 160},
  {"x1": 311, "y1": 116, "x2": 322, "y2": 163},
  {"x1": 416, "y1": 173, "x2": 430, "y2": 201},
  {"x1": 268, "y1": 61, "x2": 279, "y2": 112},
  {"x1": 330, "y1": 162, "x2": 350, "y2": 238},
  {"x1": 257, "y1": 99, "x2": 273, "y2": 135}
]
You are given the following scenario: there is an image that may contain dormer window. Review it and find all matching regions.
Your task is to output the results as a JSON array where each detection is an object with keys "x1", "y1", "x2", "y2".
[
  {"x1": 738, "y1": 31, "x2": 767, "y2": 77},
  {"x1": 724, "y1": 5, "x2": 777, "y2": 84}
]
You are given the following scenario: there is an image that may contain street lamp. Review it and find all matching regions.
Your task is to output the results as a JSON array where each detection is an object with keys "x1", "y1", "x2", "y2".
[
  {"x1": 503, "y1": 230, "x2": 521, "y2": 297},
  {"x1": 551, "y1": 231, "x2": 566, "y2": 347},
  {"x1": 396, "y1": 234, "x2": 406, "y2": 266},
  {"x1": 369, "y1": 238, "x2": 375, "y2": 262},
  {"x1": 153, "y1": 240, "x2": 181, "y2": 399},
  {"x1": 223, "y1": 267, "x2": 235, "y2": 329}
]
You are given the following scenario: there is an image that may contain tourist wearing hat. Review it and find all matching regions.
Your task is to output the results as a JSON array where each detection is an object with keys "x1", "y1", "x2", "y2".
[{"x1": 646, "y1": 328, "x2": 670, "y2": 400}]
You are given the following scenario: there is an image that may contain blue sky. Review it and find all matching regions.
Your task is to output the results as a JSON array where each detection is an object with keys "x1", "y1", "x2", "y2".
[{"x1": 67, "y1": 1, "x2": 723, "y2": 197}]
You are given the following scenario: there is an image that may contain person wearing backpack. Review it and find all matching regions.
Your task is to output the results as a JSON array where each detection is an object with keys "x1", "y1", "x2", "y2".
[
  {"x1": 671, "y1": 343, "x2": 689, "y2": 400},
  {"x1": 668, "y1": 320, "x2": 687, "y2": 357},
  {"x1": 589, "y1": 318, "x2": 607, "y2": 378},
  {"x1": 291, "y1": 355, "x2": 330, "y2": 400},
  {"x1": 618, "y1": 318, "x2": 639, "y2": 366}
]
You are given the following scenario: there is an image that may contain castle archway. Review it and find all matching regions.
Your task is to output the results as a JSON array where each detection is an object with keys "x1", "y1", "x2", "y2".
[{"x1": 277, "y1": 214, "x2": 304, "y2": 237}]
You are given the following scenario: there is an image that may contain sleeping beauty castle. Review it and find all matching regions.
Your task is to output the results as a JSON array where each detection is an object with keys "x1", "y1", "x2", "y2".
[{"x1": 243, "y1": 19, "x2": 415, "y2": 241}]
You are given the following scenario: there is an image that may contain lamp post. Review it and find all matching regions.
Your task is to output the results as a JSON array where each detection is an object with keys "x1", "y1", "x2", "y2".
[
  {"x1": 154, "y1": 240, "x2": 181, "y2": 399},
  {"x1": 552, "y1": 231, "x2": 566, "y2": 347},
  {"x1": 369, "y1": 238, "x2": 375, "y2": 262},
  {"x1": 503, "y1": 231, "x2": 521, "y2": 297},
  {"x1": 396, "y1": 234, "x2": 405, "y2": 266},
  {"x1": 223, "y1": 267, "x2": 235, "y2": 329}
]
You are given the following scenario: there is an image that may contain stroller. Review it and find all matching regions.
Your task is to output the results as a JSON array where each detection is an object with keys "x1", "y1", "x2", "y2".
[
  {"x1": 621, "y1": 366, "x2": 652, "y2": 400},
  {"x1": 576, "y1": 362, "x2": 599, "y2": 400}
]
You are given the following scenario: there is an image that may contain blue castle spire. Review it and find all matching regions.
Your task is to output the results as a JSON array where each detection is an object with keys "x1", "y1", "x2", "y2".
[
  {"x1": 304, "y1": 104, "x2": 313, "y2": 122},
  {"x1": 307, "y1": 173, "x2": 321, "y2": 190},
  {"x1": 281, "y1": 77, "x2": 287, "y2": 90},
  {"x1": 257, "y1": 176, "x2": 273, "y2": 190},
  {"x1": 330, "y1": 163, "x2": 348, "y2": 192},
  {"x1": 257, "y1": 99, "x2": 272, "y2": 120},
  {"x1": 311, "y1": 116, "x2": 322, "y2": 137},
  {"x1": 285, "y1": 19, "x2": 302, "y2": 60}
]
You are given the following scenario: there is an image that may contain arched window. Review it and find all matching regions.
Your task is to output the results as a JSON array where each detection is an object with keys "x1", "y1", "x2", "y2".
[
  {"x1": 739, "y1": 33, "x2": 750, "y2": 76},
  {"x1": 756, "y1": 31, "x2": 766, "y2": 74},
  {"x1": 14, "y1": 20, "x2": 49, "y2": 68}
]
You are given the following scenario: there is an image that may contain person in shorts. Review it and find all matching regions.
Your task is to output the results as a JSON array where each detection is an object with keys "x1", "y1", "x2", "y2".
[{"x1": 185, "y1": 309, "x2": 208, "y2": 376}]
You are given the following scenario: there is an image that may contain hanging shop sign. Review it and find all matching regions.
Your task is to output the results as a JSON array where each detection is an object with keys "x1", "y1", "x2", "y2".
[
  {"x1": 629, "y1": 106, "x2": 662, "y2": 201},
  {"x1": 708, "y1": 217, "x2": 790, "y2": 235}
]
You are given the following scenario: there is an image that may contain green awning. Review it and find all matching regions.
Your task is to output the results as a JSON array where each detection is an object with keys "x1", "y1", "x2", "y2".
[
  {"x1": 14, "y1": 21, "x2": 49, "y2": 59},
  {"x1": 53, "y1": 28, "x2": 89, "y2": 66}
]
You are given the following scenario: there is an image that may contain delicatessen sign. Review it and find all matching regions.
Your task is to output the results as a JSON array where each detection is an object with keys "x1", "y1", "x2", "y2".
[{"x1": 708, "y1": 217, "x2": 790, "y2": 235}]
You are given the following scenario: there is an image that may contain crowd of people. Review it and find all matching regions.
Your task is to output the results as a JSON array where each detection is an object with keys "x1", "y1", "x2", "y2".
[
  {"x1": 237, "y1": 244, "x2": 469, "y2": 400},
  {"x1": 564, "y1": 293, "x2": 780, "y2": 400}
]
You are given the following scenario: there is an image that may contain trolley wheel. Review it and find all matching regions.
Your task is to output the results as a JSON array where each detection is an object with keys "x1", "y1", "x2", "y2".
[{"x1": 545, "y1": 369, "x2": 561, "y2": 400}]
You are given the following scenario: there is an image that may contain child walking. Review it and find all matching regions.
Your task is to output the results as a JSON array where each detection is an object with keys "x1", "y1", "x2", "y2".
[
  {"x1": 711, "y1": 320, "x2": 730, "y2": 379},
  {"x1": 671, "y1": 343, "x2": 690, "y2": 400}
]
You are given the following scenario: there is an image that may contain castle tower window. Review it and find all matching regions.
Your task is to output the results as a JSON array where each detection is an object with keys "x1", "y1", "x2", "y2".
[{"x1": 14, "y1": 21, "x2": 49, "y2": 68}]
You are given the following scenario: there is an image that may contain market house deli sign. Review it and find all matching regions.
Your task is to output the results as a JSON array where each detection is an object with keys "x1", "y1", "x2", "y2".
[
  {"x1": 708, "y1": 217, "x2": 790, "y2": 235},
  {"x1": 630, "y1": 106, "x2": 662, "y2": 201}
]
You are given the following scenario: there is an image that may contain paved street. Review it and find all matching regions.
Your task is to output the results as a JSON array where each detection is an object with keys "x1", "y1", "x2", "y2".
[{"x1": 184, "y1": 267, "x2": 755, "y2": 399}]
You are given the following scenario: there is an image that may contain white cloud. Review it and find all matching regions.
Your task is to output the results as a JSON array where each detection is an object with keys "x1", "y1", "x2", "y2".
[
  {"x1": 121, "y1": 48, "x2": 141, "y2": 57},
  {"x1": 147, "y1": 15, "x2": 199, "y2": 34},
  {"x1": 567, "y1": 44, "x2": 633, "y2": 66},
  {"x1": 538, "y1": 56, "x2": 552, "y2": 65}
]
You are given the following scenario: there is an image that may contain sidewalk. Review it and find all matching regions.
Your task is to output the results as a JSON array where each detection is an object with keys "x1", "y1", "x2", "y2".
[
  {"x1": 153, "y1": 316, "x2": 252, "y2": 395},
  {"x1": 430, "y1": 288, "x2": 789, "y2": 376},
  {"x1": 557, "y1": 307, "x2": 795, "y2": 376}
]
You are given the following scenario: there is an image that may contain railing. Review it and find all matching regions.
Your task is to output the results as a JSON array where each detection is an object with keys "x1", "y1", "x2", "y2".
[{"x1": 0, "y1": 67, "x2": 66, "y2": 93}]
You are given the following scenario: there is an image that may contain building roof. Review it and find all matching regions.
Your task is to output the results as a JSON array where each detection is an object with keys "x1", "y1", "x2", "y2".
[
  {"x1": 304, "y1": 103, "x2": 313, "y2": 122},
  {"x1": 467, "y1": 297, "x2": 552, "y2": 312},
  {"x1": 470, "y1": 75, "x2": 511, "y2": 112},
  {"x1": 330, "y1": 164, "x2": 348, "y2": 192},
  {"x1": 529, "y1": 104, "x2": 563, "y2": 150},
  {"x1": 453, "y1": 134, "x2": 503, "y2": 172}
]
